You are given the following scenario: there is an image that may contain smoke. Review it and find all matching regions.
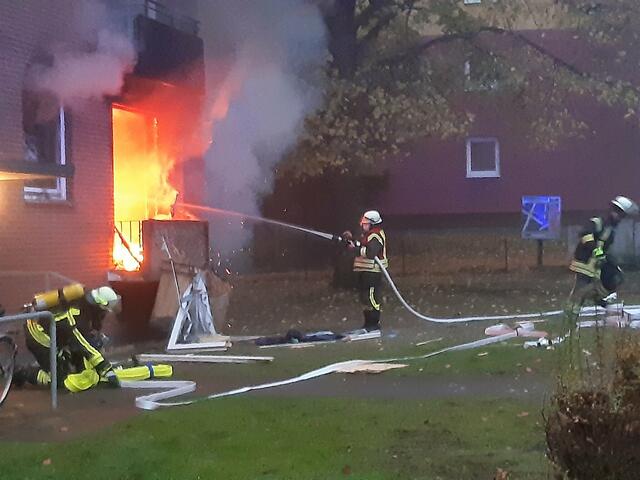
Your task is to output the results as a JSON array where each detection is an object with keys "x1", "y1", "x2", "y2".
[
  {"x1": 199, "y1": 0, "x2": 327, "y2": 259},
  {"x1": 29, "y1": 0, "x2": 135, "y2": 103}
]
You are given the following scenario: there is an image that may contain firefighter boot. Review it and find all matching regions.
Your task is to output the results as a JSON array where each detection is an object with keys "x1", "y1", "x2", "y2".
[
  {"x1": 363, "y1": 310, "x2": 381, "y2": 332},
  {"x1": 12, "y1": 365, "x2": 42, "y2": 387},
  {"x1": 368, "y1": 309, "x2": 381, "y2": 332},
  {"x1": 12, "y1": 366, "x2": 28, "y2": 387}
]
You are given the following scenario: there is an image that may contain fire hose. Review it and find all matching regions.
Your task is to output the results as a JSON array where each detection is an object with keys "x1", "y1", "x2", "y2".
[{"x1": 373, "y1": 257, "x2": 565, "y2": 323}]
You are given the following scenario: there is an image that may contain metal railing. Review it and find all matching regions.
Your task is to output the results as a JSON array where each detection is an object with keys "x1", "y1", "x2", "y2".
[
  {"x1": 0, "y1": 270, "x2": 77, "y2": 290},
  {"x1": 141, "y1": 0, "x2": 199, "y2": 35},
  {"x1": 0, "y1": 311, "x2": 57, "y2": 410}
]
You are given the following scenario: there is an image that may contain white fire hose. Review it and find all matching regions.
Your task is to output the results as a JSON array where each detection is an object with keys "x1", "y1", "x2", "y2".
[{"x1": 376, "y1": 257, "x2": 567, "y2": 323}]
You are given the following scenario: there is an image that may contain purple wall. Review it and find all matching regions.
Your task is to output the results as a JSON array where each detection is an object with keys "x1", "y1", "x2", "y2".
[
  {"x1": 377, "y1": 29, "x2": 640, "y2": 221},
  {"x1": 378, "y1": 101, "x2": 640, "y2": 217}
]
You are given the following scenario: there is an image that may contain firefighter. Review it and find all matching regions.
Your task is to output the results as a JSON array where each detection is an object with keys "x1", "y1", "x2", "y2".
[
  {"x1": 343, "y1": 210, "x2": 388, "y2": 332},
  {"x1": 14, "y1": 286, "x2": 122, "y2": 391},
  {"x1": 565, "y1": 196, "x2": 638, "y2": 326}
]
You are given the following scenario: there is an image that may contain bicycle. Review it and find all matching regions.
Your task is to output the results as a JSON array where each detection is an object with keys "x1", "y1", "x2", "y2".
[{"x1": 0, "y1": 333, "x2": 17, "y2": 406}]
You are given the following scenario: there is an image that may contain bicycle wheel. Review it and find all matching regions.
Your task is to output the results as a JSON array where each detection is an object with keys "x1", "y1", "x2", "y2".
[{"x1": 0, "y1": 336, "x2": 17, "y2": 406}]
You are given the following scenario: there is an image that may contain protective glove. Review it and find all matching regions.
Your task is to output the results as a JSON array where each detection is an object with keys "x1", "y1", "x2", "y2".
[
  {"x1": 87, "y1": 331, "x2": 109, "y2": 350},
  {"x1": 593, "y1": 246, "x2": 606, "y2": 266},
  {"x1": 104, "y1": 369, "x2": 121, "y2": 388},
  {"x1": 347, "y1": 239, "x2": 361, "y2": 250}
]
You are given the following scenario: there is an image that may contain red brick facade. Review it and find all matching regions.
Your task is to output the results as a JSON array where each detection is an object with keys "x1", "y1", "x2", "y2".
[{"x1": 0, "y1": 1, "x2": 114, "y2": 306}]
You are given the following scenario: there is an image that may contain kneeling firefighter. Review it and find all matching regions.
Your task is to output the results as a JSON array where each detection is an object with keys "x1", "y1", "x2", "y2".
[
  {"x1": 342, "y1": 210, "x2": 388, "y2": 332},
  {"x1": 15, "y1": 284, "x2": 122, "y2": 392}
]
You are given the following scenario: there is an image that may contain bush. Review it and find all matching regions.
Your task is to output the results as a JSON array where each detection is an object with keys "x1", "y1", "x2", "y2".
[{"x1": 545, "y1": 338, "x2": 640, "y2": 479}]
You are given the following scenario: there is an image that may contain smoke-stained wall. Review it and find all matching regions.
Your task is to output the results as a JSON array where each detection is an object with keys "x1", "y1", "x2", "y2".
[{"x1": 0, "y1": 0, "x2": 136, "y2": 307}]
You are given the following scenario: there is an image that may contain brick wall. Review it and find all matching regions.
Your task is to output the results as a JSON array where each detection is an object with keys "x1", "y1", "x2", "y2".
[{"x1": 0, "y1": 1, "x2": 114, "y2": 307}]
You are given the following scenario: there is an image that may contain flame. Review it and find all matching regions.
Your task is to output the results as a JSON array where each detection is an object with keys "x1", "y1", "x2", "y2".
[
  {"x1": 111, "y1": 71, "x2": 235, "y2": 271},
  {"x1": 113, "y1": 233, "x2": 143, "y2": 271},
  {"x1": 112, "y1": 106, "x2": 178, "y2": 271}
]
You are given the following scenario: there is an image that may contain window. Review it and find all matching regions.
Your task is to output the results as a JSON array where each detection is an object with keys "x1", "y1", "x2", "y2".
[
  {"x1": 464, "y1": 0, "x2": 482, "y2": 4},
  {"x1": 466, "y1": 137, "x2": 500, "y2": 178},
  {"x1": 22, "y1": 90, "x2": 69, "y2": 202}
]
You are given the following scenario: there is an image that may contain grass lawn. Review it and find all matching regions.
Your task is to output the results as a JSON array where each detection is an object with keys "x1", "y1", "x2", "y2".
[
  {"x1": 0, "y1": 395, "x2": 548, "y2": 480},
  {"x1": 217, "y1": 336, "x2": 559, "y2": 381}
]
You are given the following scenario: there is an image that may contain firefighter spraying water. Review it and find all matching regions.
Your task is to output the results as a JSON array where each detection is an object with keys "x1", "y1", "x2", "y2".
[{"x1": 175, "y1": 203, "x2": 576, "y2": 325}]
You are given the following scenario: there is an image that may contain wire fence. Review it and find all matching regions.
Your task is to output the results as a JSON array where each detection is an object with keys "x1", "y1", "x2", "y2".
[{"x1": 235, "y1": 226, "x2": 571, "y2": 276}]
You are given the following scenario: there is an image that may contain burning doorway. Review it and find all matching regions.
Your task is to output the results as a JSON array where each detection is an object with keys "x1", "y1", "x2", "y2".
[{"x1": 111, "y1": 105, "x2": 178, "y2": 271}]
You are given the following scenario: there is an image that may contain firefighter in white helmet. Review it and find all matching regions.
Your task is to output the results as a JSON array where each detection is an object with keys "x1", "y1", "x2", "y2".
[
  {"x1": 342, "y1": 210, "x2": 388, "y2": 332},
  {"x1": 15, "y1": 286, "x2": 122, "y2": 391},
  {"x1": 565, "y1": 196, "x2": 639, "y2": 327}
]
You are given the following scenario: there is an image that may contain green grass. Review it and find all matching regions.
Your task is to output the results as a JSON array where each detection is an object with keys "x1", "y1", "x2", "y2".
[
  {"x1": 216, "y1": 338, "x2": 558, "y2": 383},
  {"x1": 0, "y1": 396, "x2": 548, "y2": 480}
]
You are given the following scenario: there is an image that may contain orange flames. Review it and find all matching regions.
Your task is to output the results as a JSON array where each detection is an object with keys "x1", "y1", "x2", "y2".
[
  {"x1": 111, "y1": 74, "x2": 234, "y2": 271},
  {"x1": 112, "y1": 106, "x2": 179, "y2": 270}
]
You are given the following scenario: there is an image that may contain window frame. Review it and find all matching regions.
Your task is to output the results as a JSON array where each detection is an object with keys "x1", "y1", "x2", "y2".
[
  {"x1": 466, "y1": 137, "x2": 500, "y2": 179},
  {"x1": 23, "y1": 105, "x2": 68, "y2": 203}
]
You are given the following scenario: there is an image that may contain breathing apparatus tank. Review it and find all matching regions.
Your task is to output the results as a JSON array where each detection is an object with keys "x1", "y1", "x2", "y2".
[{"x1": 32, "y1": 283, "x2": 85, "y2": 311}]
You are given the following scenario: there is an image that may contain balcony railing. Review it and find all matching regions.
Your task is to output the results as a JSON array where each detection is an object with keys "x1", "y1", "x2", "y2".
[{"x1": 112, "y1": 0, "x2": 199, "y2": 38}]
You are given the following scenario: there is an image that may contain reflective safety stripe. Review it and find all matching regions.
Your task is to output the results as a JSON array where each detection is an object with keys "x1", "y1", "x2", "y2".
[
  {"x1": 354, "y1": 257, "x2": 389, "y2": 272},
  {"x1": 36, "y1": 370, "x2": 51, "y2": 386},
  {"x1": 570, "y1": 259, "x2": 598, "y2": 277},
  {"x1": 26, "y1": 319, "x2": 50, "y2": 347},
  {"x1": 368, "y1": 233, "x2": 383, "y2": 245},
  {"x1": 369, "y1": 287, "x2": 380, "y2": 311},
  {"x1": 354, "y1": 228, "x2": 388, "y2": 272},
  {"x1": 72, "y1": 328, "x2": 105, "y2": 368},
  {"x1": 581, "y1": 233, "x2": 595, "y2": 244}
]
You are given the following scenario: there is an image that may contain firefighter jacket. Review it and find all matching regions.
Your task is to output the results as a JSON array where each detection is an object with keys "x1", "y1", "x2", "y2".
[
  {"x1": 25, "y1": 296, "x2": 113, "y2": 376},
  {"x1": 353, "y1": 226, "x2": 388, "y2": 273},
  {"x1": 570, "y1": 216, "x2": 615, "y2": 278}
]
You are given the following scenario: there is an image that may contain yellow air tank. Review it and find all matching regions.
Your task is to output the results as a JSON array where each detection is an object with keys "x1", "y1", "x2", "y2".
[{"x1": 33, "y1": 283, "x2": 85, "y2": 311}]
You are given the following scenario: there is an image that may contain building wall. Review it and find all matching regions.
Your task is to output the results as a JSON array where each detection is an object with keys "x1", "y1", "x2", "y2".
[
  {"x1": 0, "y1": 1, "x2": 114, "y2": 299},
  {"x1": 377, "y1": 99, "x2": 640, "y2": 221}
]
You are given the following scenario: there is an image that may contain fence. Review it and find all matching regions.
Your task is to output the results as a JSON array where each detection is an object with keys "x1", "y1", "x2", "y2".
[
  {"x1": 392, "y1": 230, "x2": 569, "y2": 276},
  {"x1": 228, "y1": 226, "x2": 571, "y2": 276}
]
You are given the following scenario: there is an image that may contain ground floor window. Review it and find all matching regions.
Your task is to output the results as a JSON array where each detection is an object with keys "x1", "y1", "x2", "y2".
[
  {"x1": 23, "y1": 91, "x2": 69, "y2": 203},
  {"x1": 466, "y1": 137, "x2": 500, "y2": 178}
]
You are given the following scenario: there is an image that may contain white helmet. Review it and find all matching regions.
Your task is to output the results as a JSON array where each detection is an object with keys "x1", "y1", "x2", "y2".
[
  {"x1": 360, "y1": 210, "x2": 382, "y2": 225},
  {"x1": 89, "y1": 286, "x2": 122, "y2": 313},
  {"x1": 611, "y1": 196, "x2": 639, "y2": 216}
]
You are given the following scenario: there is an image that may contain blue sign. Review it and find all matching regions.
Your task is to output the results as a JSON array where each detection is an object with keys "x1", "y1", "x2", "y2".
[{"x1": 521, "y1": 196, "x2": 561, "y2": 240}]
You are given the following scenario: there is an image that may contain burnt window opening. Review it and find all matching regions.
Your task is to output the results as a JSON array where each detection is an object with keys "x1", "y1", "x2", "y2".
[{"x1": 22, "y1": 89, "x2": 71, "y2": 203}]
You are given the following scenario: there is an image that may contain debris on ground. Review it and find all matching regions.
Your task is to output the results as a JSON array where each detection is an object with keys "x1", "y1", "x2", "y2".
[{"x1": 334, "y1": 363, "x2": 407, "y2": 374}]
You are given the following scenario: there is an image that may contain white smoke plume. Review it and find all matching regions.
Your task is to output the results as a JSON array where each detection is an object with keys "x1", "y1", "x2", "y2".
[
  {"x1": 199, "y1": 0, "x2": 327, "y2": 259},
  {"x1": 30, "y1": 0, "x2": 135, "y2": 102}
]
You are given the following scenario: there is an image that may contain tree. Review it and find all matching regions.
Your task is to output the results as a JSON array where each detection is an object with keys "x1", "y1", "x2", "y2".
[{"x1": 281, "y1": 0, "x2": 640, "y2": 178}]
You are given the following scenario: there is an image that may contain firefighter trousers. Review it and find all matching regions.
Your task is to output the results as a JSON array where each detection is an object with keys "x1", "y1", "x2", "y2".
[
  {"x1": 358, "y1": 271, "x2": 382, "y2": 330},
  {"x1": 564, "y1": 272, "x2": 609, "y2": 329},
  {"x1": 22, "y1": 321, "x2": 70, "y2": 387}
]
